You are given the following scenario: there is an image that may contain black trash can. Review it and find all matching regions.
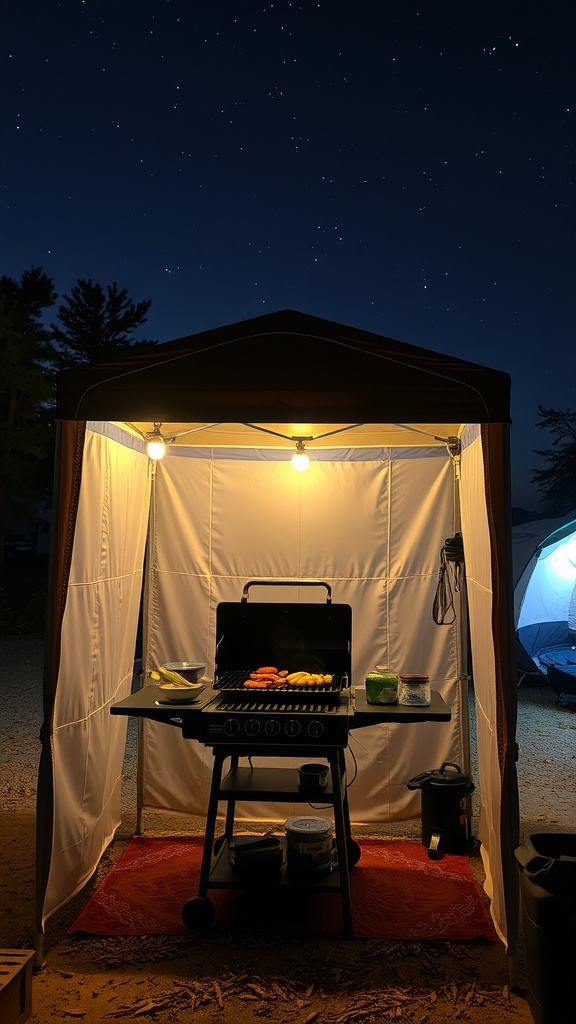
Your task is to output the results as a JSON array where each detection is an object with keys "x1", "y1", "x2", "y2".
[
  {"x1": 407, "y1": 762, "x2": 474, "y2": 858},
  {"x1": 515, "y1": 833, "x2": 576, "y2": 1024}
]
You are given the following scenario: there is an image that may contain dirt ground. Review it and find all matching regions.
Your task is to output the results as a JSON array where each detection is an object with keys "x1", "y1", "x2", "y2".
[{"x1": 1, "y1": 637, "x2": 575, "y2": 1024}]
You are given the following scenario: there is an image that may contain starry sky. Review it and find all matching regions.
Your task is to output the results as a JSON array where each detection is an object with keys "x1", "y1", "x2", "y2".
[{"x1": 2, "y1": 0, "x2": 574, "y2": 509}]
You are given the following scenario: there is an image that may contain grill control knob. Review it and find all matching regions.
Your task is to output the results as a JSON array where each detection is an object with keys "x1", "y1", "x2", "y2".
[
  {"x1": 308, "y1": 719, "x2": 324, "y2": 738},
  {"x1": 264, "y1": 719, "x2": 281, "y2": 737},
  {"x1": 285, "y1": 719, "x2": 301, "y2": 738},
  {"x1": 223, "y1": 718, "x2": 240, "y2": 737},
  {"x1": 244, "y1": 718, "x2": 261, "y2": 736}
]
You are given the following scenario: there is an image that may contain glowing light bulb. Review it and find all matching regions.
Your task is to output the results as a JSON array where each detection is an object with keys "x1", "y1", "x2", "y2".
[
  {"x1": 291, "y1": 442, "x2": 309, "y2": 471},
  {"x1": 147, "y1": 428, "x2": 166, "y2": 459}
]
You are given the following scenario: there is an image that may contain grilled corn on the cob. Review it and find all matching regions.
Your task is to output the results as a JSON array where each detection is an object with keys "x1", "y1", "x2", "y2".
[{"x1": 151, "y1": 667, "x2": 194, "y2": 687}]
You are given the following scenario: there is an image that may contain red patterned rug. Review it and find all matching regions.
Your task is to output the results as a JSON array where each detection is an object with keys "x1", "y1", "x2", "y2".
[{"x1": 69, "y1": 836, "x2": 496, "y2": 942}]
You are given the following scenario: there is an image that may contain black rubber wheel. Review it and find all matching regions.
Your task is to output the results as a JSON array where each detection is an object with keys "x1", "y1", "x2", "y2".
[
  {"x1": 347, "y1": 838, "x2": 362, "y2": 867},
  {"x1": 182, "y1": 896, "x2": 216, "y2": 930}
]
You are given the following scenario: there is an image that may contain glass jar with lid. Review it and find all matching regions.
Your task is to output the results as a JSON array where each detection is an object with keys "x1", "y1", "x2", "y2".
[
  {"x1": 398, "y1": 673, "x2": 431, "y2": 706},
  {"x1": 364, "y1": 666, "x2": 398, "y2": 704}
]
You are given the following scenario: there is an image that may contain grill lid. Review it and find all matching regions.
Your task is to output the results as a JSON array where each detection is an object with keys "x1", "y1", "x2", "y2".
[{"x1": 214, "y1": 594, "x2": 352, "y2": 695}]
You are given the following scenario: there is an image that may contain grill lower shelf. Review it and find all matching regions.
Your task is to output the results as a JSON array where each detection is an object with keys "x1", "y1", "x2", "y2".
[
  {"x1": 208, "y1": 837, "x2": 344, "y2": 890},
  {"x1": 218, "y1": 765, "x2": 337, "y2": 800},
  {"x1": 181, "y1": 746, "x2": 357, "y2": 934}
]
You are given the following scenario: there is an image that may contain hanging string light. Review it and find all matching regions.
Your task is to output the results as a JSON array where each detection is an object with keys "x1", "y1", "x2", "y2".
[
  {"x1": 291, "y1": 439, "x2": 310, "y2": 472},
  {"x1": 146, "y1": 424, "x2": 167, "y2": 460}
]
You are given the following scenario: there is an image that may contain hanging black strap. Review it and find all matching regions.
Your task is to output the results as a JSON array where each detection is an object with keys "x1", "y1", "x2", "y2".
[{"x1": 433, "y1": 540, "x2": 462, "y2": 625}]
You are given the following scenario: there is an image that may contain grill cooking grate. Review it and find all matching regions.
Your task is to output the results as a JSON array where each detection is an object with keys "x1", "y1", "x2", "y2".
[
  {"x1": 214, "y1": 697, "x2": 343, "y2": 715},
  {"x1": 214, "y1": 669, "x2": 346, "y2": 702}
]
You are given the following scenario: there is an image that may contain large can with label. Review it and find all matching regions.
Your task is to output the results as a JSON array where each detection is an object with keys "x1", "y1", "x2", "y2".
[{"x1": 284, "y1": 816, "x2": 335, "y2": 876}]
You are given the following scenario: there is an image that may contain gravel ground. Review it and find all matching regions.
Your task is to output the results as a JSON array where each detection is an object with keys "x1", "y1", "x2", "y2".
[{"x1": 1, "y1": 635, "x2": 575, "y2": 1024}]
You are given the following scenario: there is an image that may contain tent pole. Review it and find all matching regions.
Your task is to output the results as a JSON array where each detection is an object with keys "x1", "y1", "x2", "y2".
[
  {"x1": 135, "y1": 457, "x2": 157, "y2": 834},
  {"x1": 458, "y1": 573, "x2": 474, "y2": 840},
  {"x1": 449, "y1": 438, "x2": 474, "y2": 833},
  {"x1": 135, "y1": 717, "x2": 145, "y2": 835},
  {"x1": 458, "y1": 575, "x2": 472, "y2": 776}
]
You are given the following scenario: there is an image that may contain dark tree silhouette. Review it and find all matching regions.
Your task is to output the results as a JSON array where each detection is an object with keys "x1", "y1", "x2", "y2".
[
  {"x1": 1, "y1": 270, "x2": 157, "y2": 572},
  {"x1": 0, "y1": 267, "x2": 57, "y2": 559},
  {"x1": 532, "y1": 405, "x2": 576, "y2": 514},
  {"x1": 50, "y1": 279, "x2": 154, "y2": 366}
]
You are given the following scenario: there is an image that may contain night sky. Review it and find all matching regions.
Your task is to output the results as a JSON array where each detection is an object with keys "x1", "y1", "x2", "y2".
[{"x1": 2, "y1": 1, "x2": 574, "y2": 509}]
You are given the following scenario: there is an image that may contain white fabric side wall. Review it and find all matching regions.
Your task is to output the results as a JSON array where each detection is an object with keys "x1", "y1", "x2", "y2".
[
  {"x1": 142, "y1": 446, "x2": 462, "y2": 823},
  {"x1": 43, "y1": 427, "x2": 151, "y2": 922},
  {"x1": 459, "y1": 424, "x2": 506, "y2": 945}
]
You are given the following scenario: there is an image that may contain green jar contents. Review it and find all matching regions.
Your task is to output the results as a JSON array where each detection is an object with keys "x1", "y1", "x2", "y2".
[{"x1": 365, "y1": 668, "x2": 398, "y2": 704}]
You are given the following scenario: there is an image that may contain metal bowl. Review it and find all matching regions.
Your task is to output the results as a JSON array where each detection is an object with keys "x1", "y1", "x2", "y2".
[{"x1": 163, "y1": 661, "x2": 206, "y2": 683}]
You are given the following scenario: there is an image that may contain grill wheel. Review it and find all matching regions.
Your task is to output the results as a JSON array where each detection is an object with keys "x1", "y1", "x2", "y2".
[{"x1": 182, "y1": 896, "x2": 215, "y2": 930}]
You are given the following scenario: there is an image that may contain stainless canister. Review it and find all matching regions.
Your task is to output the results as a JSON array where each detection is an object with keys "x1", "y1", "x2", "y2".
[{"x1": 284, "y1": 816, "x2": 335, "y2": 876}]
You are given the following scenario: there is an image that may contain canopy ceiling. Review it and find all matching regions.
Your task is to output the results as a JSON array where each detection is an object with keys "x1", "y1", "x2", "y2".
[
  {"x1": 56, "y1": 309, "x2": 511, "y2": 428},
  {"x1": 118, "y1": 420, "x2": 464, "y2": 452}
]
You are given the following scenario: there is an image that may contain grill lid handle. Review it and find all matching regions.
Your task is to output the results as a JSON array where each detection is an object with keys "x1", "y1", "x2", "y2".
[{"x1": 241, "y1": 579, "x2": 332, "y2": 603}]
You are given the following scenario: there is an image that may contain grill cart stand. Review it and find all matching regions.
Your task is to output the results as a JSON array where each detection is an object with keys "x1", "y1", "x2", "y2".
[{"x1": 183, "y1": 743, "x2": 359, "y2": 934}]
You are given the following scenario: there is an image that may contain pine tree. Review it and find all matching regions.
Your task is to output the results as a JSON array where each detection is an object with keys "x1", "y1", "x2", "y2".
[
  {"x1": 50, "y1": 279, "x2": 154, "y2": 366},
  {"x1": 0, "y1": 267, "x2": 57, "y2": 558},
  {"x1": 532, "y1": 405, "x2": 576, "y2": 514}
]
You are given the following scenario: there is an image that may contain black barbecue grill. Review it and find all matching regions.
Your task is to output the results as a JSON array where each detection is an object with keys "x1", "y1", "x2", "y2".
[{"x1": 111, "y1": 579, "x2": 452, "y2": 936}]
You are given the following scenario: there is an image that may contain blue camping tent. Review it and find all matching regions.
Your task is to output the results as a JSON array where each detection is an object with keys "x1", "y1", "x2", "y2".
[{"x1": 514, "y1": 513, "x2": 576, "y2": 703}]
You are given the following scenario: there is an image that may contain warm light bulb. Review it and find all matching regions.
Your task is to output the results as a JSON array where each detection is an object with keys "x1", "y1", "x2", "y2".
[
  {"x1": 291, "y1": 449, "x2": 309, "y2": 472},
  {"x1": 147, "y1": 437, "x2": 166, "y2": 460}
]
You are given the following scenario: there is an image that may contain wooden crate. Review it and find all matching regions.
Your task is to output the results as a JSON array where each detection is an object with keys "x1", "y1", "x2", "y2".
[{"x1": 0, "y1": 950, "x2": 35, "y2": 1024}]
